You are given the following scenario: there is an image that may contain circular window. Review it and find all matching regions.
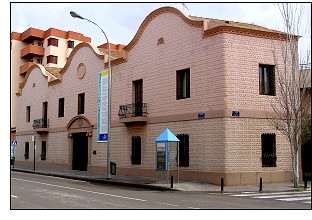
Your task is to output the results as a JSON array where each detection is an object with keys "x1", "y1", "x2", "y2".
[{"x1": 77, "y1": 63, "x2": 86, "y2": 79}]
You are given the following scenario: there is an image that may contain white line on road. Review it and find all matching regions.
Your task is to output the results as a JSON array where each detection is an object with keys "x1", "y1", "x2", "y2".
[
  {"x1": 276, "y1": 197, "x2": 311, "y2": 202},
  {"x1": 252, "y1": 193, "x2": 311, "y2": 199},
  {"x1": 12, "y1": 177, "x2": 146, "y2": 202},
  {"x1": 187, "y1": 207, "x2": 201, "y2": 209},
  {"x1": 302, "y1": 201, "x2": 311, "y2": 204},
  {"x1": 155, "y1": 202, "x2": 179, "y2": 207},
  {"x1": 11, "y1": 195, "x2": 18, "y2": 198},
  {"x1": 231, "y1": 191, "x2": 308, "y2": 197}
]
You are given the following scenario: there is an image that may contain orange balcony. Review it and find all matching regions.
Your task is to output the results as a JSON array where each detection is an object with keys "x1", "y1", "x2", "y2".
[
  {"x1": 20, "y1": 45, "x2": 45, "y2": 59},
  {"x1": 21, "y1": 28, "x2": 45, "y2": 43},
  {"x1": 20, "y1": 62, "x2": 35, "y2": 75}
]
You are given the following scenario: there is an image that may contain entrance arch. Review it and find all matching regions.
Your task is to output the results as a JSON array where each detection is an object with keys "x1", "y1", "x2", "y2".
[{"x1": 67, "y1": 116, "x2": 94, "y2": 171}]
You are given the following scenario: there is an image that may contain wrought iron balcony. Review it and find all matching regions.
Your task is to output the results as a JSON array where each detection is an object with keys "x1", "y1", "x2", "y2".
[
  {"x1": 33, "y1": 118, "x2": 49, "y2": 134},
  {"x1": 118, "y1": 103, "x2": 148, "y2": 126}
]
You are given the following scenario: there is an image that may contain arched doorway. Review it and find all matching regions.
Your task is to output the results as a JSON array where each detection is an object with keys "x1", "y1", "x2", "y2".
[{"x1": 66, "y1": 116, "x2": 93, "y2": 171}]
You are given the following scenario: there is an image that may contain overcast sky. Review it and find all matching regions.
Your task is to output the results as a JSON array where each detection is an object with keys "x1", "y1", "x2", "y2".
[{"x1": 9, "y1": 2, "x2": 311, "y2": 61}]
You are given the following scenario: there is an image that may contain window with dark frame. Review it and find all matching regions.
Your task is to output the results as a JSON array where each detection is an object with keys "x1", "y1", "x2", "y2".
[
  {"x1": 47, "y1": 55, "x2": 58, "y2": 64},
  {"x1": 177, "y1": 134, "x2": 189, "y2": 167},
  {"x1": 78, "y1": 93, "x2": 85, "y2": 114},
  {"x1": 259, "y1": 64, "x2": 275, "y2": 96},
  {"x1": 58, "y1": 98, "x2": 65, "y2": 117},
  {"x1": 26, "y1": 106, "x2": 30, "y2": 122},
  {"x1": 41, "y1": 141, "x2": 46, "y2": 160},
  {"x1": 67, "y1": 40, "x2": 74, "y2": 48},
  {"x1": 177, "y1": 68, "x2": 190, "y2": 99},
  {"x1": 131, "y1": 136, "x2": 141, "y2": 165},
  {"x1": 47, "y1": 38, "x2": 58, "y2": 47},
  {"x1": 261, "y1": 133, "x2": 277, "y2": 167},
  {"x1": 24, "y1": 142, "x2": 29, "y2": 159}
]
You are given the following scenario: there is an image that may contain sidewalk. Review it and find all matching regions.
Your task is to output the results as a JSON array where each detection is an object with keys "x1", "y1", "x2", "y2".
[{"x1": 11, "y1": 166, "x2": 311, "y2": 192}]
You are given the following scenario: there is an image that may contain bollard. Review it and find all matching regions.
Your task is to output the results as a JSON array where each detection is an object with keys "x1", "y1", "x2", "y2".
[
  {"x1": 221, "y1": 178, "x2": 224, "y2": 192},
  {"x1": 171, "y1": 175, "x2": 173, "y2": 188},
  {"x1": 304, "y1": 180, "x2": 307, "y2": 189},
  {"x1": 259, "y1": 177, "x2": 262, "y2": 192}
]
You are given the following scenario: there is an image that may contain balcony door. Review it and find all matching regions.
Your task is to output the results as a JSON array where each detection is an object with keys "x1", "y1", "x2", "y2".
[
  {"x1": 42, "y1": 102, "x2": 48, "y2": 128},
  {"x1": 133, "y1": 79, "x2": 143, "y2": 116}
]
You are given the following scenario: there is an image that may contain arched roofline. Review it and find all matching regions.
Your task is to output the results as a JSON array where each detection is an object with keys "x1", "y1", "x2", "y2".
[
  {"x1": 59, "y1": 42, "x2": 104, "y2": 75},
  {"x1": 124, "y1": 6, "x2": 203, "y2": 52}
]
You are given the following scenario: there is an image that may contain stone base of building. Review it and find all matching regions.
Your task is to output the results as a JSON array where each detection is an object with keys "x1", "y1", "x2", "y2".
[
  {"x1": 13, "y1": 162, "x2": 296, "y2": 186},
  {"x1": 88, "y1": 165, "x2": 296, "y2": 186}
]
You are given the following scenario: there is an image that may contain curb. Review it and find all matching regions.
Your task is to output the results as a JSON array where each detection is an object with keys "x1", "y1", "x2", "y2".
[{"x1": 11, "y1": 168, "x2": 177, "y2": 191}]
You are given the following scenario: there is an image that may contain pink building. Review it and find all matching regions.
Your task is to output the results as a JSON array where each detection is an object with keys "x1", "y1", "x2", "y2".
[{"x1": 14, "y1": 7, "x2": 298, "y2": 185}]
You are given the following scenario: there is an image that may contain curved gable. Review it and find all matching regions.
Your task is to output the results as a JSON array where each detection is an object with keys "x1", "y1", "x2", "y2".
[
  {"x1": 124, "y1": 6, "x2": 203, "y2": 52},
  {"x1": 17, "y1": 64, "x2": 57, "y2": 96},
  {"x1": 59, "y1": 42, "x2": 104, "y2": 76}
]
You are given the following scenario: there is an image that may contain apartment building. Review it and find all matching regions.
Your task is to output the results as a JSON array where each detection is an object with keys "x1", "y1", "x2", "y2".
[
  {"x1": 14, "y1": 7, "x2": 299, "y2": 185},
  {"x1": 11, "y1": 27, "x2": 92, "y2": 132}
]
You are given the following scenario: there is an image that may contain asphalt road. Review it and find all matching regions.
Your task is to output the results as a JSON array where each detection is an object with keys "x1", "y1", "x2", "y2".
[{"x1": 11, "y1": 171, "x2": 311, "y2": 209}]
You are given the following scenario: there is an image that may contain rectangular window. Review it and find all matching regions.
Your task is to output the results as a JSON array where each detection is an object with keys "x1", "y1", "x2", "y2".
[
  {"x1": 131, "y1": 136, "x2": 141, "y2": 165},
  {"x1": 259, "y1": 64, "x2": 275, "y2": 96},
  {"x1": 38, "y1": 41, "x2": 43, "y2": 47},
  {"x1": 67, "y1": 40, "x2": 74, "y2": 48},
  {"x1": 177, "y1": 68, "x2": 190, "y2": 99},
  {"x1": 58, "y1": 98, "x2": 65, "y2": 117},
  {"x1": 24, "y1": 142, "x2": 29, "y2": 159},
  {"x1": 177, "y1": 134, "x2": 189, "y2": 167},
  {"x1": 261, "y1": 133, "x2": 276, "y2": 167},
  {"x1": 37, "y1": 59, "x2": 42, "y2": 64},
  {"x1": 78, "y1": 93, "x2": 85, "y2": 114},
  {"x1": 47, "y1": 55, "x2": 58, "y2": 64},
  {"x1": 41, "y1": 141, "x2": 46, "y2": 160},
  {"x1": 26, "y1": 106, "x2": 30, "y2": 122},
  {"x1": 48, "y1": 38, "x2": 58, "y2": 47},
  {"x1": 133, "y1": 79, "x2": 143, "y2": 116}
]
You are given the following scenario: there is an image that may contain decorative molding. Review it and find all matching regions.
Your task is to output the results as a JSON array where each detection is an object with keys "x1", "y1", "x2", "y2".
[
  {"x1": 77, "y1": 63, "x2": 86, "y2": 79},
  {"x1": 203, "y1": 26, "x2": 290, "y2": 41},
  {"x1": 157, "y1": 37, "x2": 165, "y2": 46}
]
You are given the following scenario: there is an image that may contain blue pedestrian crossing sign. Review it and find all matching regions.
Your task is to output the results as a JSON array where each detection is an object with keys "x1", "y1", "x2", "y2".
[{"x1": 11, "y1": 140, "x2": 18, "y2": 147}]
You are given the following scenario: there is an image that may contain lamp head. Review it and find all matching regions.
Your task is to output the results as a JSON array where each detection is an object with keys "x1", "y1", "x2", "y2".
[{"x1": 70, "y1": 11, "x2": 84, "y2": 19}]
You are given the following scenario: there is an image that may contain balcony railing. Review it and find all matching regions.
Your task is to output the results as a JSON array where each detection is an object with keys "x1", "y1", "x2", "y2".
[
  {"x1": 33, "y1": 118, "x2": 49, "y2": 130},
  {"x1": 118, "y1": 103, "x2": 148, "y2": 119}
]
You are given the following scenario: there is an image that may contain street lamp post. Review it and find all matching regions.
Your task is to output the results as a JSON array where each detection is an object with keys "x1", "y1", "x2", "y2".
[{"x1": 70, "y1": 11, "x2": 111, "y2": 179}]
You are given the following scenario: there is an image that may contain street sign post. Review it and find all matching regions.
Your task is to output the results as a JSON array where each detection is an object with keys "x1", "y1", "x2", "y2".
[{"x1": 32, "y1": 135, "x2": 36, "y2": 171}]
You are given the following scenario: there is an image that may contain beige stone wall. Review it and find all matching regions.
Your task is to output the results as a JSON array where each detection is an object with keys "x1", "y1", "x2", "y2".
[{"x1": 14, "y1": 9, "x2": 294, "y2": 185}]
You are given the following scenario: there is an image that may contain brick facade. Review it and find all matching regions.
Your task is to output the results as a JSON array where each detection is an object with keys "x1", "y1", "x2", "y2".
[{"x1": 14, "y1": 7, "x2": 295, "y2": 185}]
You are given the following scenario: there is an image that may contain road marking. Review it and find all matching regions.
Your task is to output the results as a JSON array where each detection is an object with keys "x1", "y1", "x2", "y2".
[
  {"x1": 252, "y1": 193, "x2": 311, "y2": 199},
  {"x1": 230, "y1": 191, "x2": 308, "y2": 197},
  {"x1": 276, "y1": 197, "x2": 311, "y2": 202},
  {"x1": 12, "y1": 177, "x2": 146, "y2": 202},
  {"x1": 155, "y1": 202, "x2": 179, "y2": 207},
  {"x1": 11, "y1": 195, "x2": 18, "y2": 198},
  {"x1": 302, "y1": 201, "x2": 311, "y2": 204},
  {"x1": 187, "y1": 207, "x2": 201, "y2": 209}
]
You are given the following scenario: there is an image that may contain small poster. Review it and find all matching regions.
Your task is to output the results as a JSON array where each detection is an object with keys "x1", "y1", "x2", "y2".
[{"x1": 156, "y1": 142, "x2": 168, "y2": 171}]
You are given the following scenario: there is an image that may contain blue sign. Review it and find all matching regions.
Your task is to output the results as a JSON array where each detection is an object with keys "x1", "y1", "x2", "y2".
[
  {"x1": 98, "y1": 133, "x2": 108, "y2": 142},
  {"x1": 232, "y1": 111, "x2": 240, "y2": 117},
  {"x1": 11, "y1": 140, "x2": 18, "y2": 147},
  {"x1": 198, "y1": 113, "x2": 205, "y2": 119}
]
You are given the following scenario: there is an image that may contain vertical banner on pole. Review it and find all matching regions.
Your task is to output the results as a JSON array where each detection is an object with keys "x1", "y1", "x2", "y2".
[{"x1": 97, "y1": 70, "x2": 109, "y2": 142}]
